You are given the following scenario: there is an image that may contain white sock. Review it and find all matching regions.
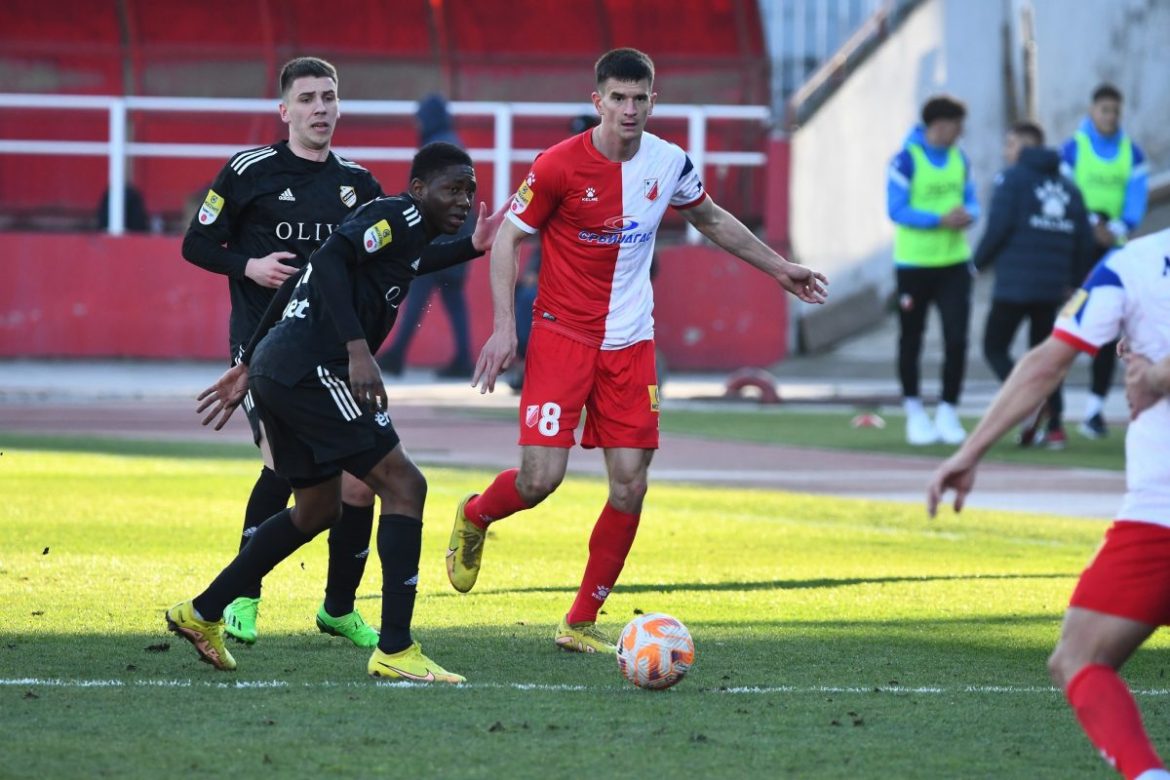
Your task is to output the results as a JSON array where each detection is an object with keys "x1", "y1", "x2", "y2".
[
  {"x1": 1084, "y1": 394, "x2": 1105, "y2": 419},
  {"x1": 903, "y1": 397, "x2": 925, "y2": 416},
  {"x1": 937, "y1": 401, "x2": 957, "y2": 416}
]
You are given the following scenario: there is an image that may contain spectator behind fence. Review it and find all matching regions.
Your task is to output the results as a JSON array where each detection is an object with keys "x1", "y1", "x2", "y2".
[
  {"x1": 973, "y1": 120, "x2": 1093, "y2": 450},
  {"x1": 95, "y1": 184, "x2": 150, "y2": 232},
  {"x1": 378, "y1": 93, "x2": 476, "y2": 379}
]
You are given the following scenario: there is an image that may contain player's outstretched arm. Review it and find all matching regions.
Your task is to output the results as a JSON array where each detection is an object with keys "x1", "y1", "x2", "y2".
[
  {"x1": 472, "y1": 218, "x2": 524, "y2": 394},
  {"x1": 679, "y1": 198, "x2": 827, "y2": 304},
  {"x1": 196, "y1": 363, "x2": 249, "y2": 430},
  {"x1": 925, "y1": 337, "x2": 1077, "y2": 517}
]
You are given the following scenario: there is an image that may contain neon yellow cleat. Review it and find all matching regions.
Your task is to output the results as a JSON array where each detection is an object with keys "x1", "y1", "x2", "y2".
[
  {"x1": 166, "y1": 600, "x2": 237, "y2": 671},
  {"x1": 223, "y1": 596, "x2": 260, "y2": 644},
  {"x1": 554, "y1": 618, "x2": 617, "y2": 654},
  {"x1": 446, "y1": 494, "x2": 485, "y2": 593},
  {"x1": 316, "y1": 604, "x2": 379, "y2": 648},
  {"x1": 367, "y1": 642, "x2": 465, "y2": 684}
]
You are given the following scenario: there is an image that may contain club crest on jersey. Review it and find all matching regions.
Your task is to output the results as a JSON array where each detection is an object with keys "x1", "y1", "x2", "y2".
[
  {"x1": 198, "y1": 189, "x2": 224, "y2": 225},
  {"x1": 1060, "y1": 289, "x2": 1088, "y2": 320},
  {"x1": 511, "y1": 182, "x2": 534, "y2": 215},
  {"x1": 339, "y1": 185, "x2": 356, "y2": 208},
  {"x1": 644, "y1": 178, "x2": 659, "y2": 201},
  {"x1": 364, "y1": 219, "x2": 393, "y2": 253}
]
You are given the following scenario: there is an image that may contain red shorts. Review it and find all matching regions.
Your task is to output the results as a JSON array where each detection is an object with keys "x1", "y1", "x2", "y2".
[
  {"x1": 518, "y1": 325, "x2": 659, "y2": 449},
  {"x1": 1069, "y1": 520, "x2": 1170, "y2": 626}
]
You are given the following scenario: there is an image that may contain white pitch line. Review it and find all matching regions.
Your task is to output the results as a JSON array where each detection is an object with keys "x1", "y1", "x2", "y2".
[{"x1": 6, "y1": 677, "x2": 1170, "y2": 696}]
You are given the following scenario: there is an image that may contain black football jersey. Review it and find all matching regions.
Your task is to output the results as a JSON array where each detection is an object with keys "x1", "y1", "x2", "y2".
[
  {"x1": 184, "y1": 140, "x2": 383, "y2": 355},
  {"x1": 250, "y1": 194, "x2": 437, "y2": 385}
]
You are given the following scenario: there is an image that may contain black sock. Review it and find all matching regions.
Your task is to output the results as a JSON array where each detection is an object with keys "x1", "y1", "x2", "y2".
[
  {"x1": 322, "y1": 502, "x2": 375, "y2": 617},
  {"x1": 376, "y1": 514, "x2": 422, "y2": 654},
  {"x1": 194, "y1": 509, "x2": 312, "y2": 621},
  {"x1": 239, "y1": 467, "x2": 291, "y2": 599}
]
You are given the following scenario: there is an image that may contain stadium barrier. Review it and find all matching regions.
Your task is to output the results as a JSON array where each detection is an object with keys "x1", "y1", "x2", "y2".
[
  {"x1": 0, "y1": 234, "x2": 785, "y2": 369},
  {"x1": 0, "y1": 94, "x2": 770, "y2": 244}
]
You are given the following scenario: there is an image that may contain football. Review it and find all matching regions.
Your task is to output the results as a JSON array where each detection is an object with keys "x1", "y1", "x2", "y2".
[{"x1": 616, "y1": 612, "x2": 695, "y2": 690}]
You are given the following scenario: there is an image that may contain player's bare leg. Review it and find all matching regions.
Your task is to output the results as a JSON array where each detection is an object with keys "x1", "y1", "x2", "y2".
[{"x1": 1049, "y1": 607, "x2": 1166, "y2": 779}]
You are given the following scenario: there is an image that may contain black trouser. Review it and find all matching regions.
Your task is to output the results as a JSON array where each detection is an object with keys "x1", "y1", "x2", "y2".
[
  {"x1": 896, "y1": 262, "x2": 971, "y2": 405},
  {"x1": 982, "y1": 300, "x2": 1064, "y2": 427}
]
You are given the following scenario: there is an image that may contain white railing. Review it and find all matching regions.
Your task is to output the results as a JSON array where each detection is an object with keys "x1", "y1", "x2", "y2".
[{"x1": 0, "y1": 94, "x2": 772, "y2": 242}]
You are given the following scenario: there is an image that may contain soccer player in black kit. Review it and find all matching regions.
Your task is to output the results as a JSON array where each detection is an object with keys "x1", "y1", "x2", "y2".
[
  {"x1": 168, "y1": 142, "x2": 505, "y2": 681},
  {"x1": 182, "y1": 57, "x2": 384, "y2": 647}
]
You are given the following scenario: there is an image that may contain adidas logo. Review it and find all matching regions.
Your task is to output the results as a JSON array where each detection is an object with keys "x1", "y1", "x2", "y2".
[{"x1": 278, "y1": 188, "x2": 296, "y2": 202}]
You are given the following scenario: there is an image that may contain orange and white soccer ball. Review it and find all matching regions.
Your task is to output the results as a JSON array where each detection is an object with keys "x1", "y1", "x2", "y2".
[{"x1": 616, "y1": 612, "x2": 695, "y2": 690}]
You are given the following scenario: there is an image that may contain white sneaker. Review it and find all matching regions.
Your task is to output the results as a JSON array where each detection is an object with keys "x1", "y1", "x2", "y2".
[
  {"x1": 906, "y1": 409, "x2": 939, "y2": 446},
  {"x1": 934, "y1": 403, "x2": 967, "y2": 445}
]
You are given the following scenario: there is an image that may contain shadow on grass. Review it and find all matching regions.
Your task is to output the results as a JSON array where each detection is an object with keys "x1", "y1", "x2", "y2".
[
  {"x1": 1, "y1": 433, "x2": 255, "y2": 460},
  {"x1": 421, "y1": 572, "x2": 1075, "y2": 598}
]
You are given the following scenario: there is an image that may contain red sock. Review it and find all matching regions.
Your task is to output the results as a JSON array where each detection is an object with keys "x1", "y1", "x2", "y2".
[
  {"x1": 464, "y1": 469, "x2": 527, "y2": 530},
  {"x1": 565, "y1": 503, "x2": 639, "y2": 624},
  {"x1": 1066, "y1": 664, "x2": 1164, "y2": 779}
]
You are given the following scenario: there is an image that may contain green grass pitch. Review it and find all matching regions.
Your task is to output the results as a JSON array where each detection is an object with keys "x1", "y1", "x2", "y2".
[{"x1": 2, "y1": 436, "x2": 1165, "y2": 778}]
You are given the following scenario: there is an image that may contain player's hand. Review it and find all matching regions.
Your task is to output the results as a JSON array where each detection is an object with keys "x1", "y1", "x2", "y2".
[
  {"x1": 245, "y1": 251, "x2": 299, "y2": 289},
  {"x1": 196, "y1": 363, "x2": 249, "y2": 430},
  {"x1": 777, "y1": 262, "x2": 828, "y2": 304},
  {"x1": 471, "y1": 201, "x2": 509, "y2": 253},
  {"x1": 1124, "y1": 352, "x2": 1161, "y2": 421},
  {"x1": 348, "y1": 350, "x2": 387, "y2": 413},
  {"x1": 939, "y1": 207, "x2": 974, "y2": 229},
  {"x1": 472, "y1": 328, "x2": 518, "y2": 394},
  {"x1": 926, "y1": 453, "x2": 977, "y2": 518}
]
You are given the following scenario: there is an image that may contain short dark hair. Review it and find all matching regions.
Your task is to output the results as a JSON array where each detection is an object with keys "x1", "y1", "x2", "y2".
[
  {"x1": 279, "y1": 57, "x2": 338, "y2": 97},
  {"x1": 1009, "y1": 120, "x2": 1045, "y2": 146},
  {"x1": 410, "y1": 141, "x2": 473, "y2": 183},
  {"x1": 595, "y1": 48, "x2": 655, "y2": 87},
  {"x1": 921, "y1": 94, "x2": 967, "y2": 126},
  {"x1": 1092, "y1": 83, "x2": 1122, "y2": 103}
]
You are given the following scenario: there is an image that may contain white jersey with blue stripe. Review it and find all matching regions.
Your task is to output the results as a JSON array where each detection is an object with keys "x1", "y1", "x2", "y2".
[{"x1": 1054, "y1": 228, "x2": 1170, "y2": 525}]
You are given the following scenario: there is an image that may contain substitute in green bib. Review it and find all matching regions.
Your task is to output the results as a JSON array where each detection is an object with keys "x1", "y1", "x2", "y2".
[
  {"x1": 887, "y1": 95, "x2": 979, "y2": 446},
  {"x1": 1060, "y1": 83, "x2": 1149, "y2": 440}
]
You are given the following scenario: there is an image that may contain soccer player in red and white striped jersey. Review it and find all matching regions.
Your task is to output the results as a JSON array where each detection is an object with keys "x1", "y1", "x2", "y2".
[{"x1": 445, "y1": 48, "x2": 828, "y2": 653}]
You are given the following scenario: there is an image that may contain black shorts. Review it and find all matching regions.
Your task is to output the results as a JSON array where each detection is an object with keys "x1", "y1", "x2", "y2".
[
  {"x1": 250, "y1": 369, "x2": 400, "y2": 488},
  {"x1": 243, "y1": 390, "x2": 264, "y2": 447}
]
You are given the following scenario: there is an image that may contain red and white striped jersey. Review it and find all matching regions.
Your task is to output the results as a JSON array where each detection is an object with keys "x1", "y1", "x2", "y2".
[{"x1": 507, "y1": 129, "x2": 706, "y2": 349}]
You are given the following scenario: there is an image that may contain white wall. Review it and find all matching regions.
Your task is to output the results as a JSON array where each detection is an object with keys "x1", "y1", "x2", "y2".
[{"x1": 788, "y1": 0, "x2": 1168, "y2": 340}]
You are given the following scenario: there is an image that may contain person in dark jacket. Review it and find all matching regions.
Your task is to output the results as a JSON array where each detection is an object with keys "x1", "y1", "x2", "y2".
[
  {"x1": 378, "y1": 93, "x2": 476, "y2": 378},
  {"x1": 973, "y1": 121, "x2": 1093, "y2": 448}
]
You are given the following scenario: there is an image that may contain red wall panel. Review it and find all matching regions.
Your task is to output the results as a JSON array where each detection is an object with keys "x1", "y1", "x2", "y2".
[{"x1": 0, "y1": 234, "x2": 785, "y2": 370}]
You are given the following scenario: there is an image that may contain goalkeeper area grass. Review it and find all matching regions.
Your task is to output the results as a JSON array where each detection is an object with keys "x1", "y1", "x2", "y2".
[{"x1": 2, "y1": 436, "x2": 1165, "y2": 779}]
